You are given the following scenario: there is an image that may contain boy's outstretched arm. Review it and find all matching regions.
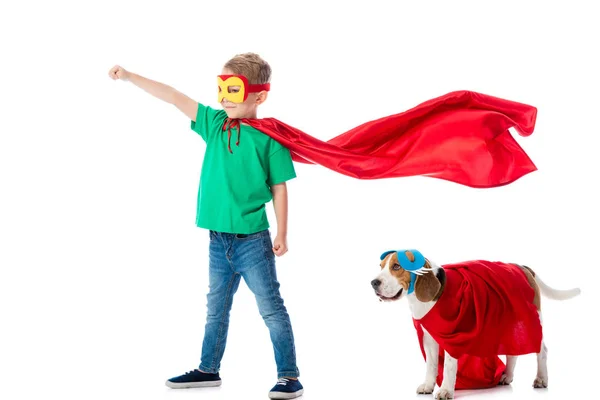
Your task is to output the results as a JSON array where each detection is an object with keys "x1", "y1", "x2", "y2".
[
  {"x1": 271, "y1": 183, "x2": 289, "y2": 257},
  {"x1": 108, "y1": 65, "x2": 198, "y2": 121}
]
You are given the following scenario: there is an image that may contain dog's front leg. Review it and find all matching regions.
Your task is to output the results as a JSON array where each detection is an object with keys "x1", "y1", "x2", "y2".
[
  {"x1": 417, "y1": 328, "x2": 438, "y2": 395},
  {"x1": 436, "y1": 351, "x2": 457, "y2": 400}
]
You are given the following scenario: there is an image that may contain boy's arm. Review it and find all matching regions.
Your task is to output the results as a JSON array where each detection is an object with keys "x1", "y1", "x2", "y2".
[
  {"x1": 109, "y1": 65, "x2": 198, "y2": 121},
  {"x1": 271, "y1": 182, "x2": 289, "y2": 257}
]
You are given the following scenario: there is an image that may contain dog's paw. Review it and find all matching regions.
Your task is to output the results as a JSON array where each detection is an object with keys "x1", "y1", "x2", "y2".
[
  {"x1": 498, "y1": 373, "x2": 513, "y2": 385},
  {"x1": 533, "y1": 376, "x2": 548, "y2": 388},
  {"x1": 435, "y1": 388, "x2": 454, "y2": 399},
  {"x1": 416, "y1": 382, "x2": 434, "y2": 394}
]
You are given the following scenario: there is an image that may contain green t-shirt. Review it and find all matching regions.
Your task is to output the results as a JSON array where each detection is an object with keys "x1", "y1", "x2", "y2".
[{"x1": 191, "y1": 103, "x2": 296, "y2": 234}]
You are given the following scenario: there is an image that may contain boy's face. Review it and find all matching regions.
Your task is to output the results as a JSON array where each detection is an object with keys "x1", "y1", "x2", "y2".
[{"x1": 219, "y1": 68, "x2": 266, "y2": 119}]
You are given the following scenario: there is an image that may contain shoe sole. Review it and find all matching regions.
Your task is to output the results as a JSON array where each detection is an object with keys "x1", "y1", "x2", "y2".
[
  {"x1": 268, "y1": 388, "x2": 304, "y2": 399},
  {"x1": 165, "y1": 379, "x2": 222, "y2": 389}
]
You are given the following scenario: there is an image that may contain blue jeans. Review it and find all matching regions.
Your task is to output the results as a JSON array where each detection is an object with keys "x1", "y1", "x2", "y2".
[{"x1": 198, "y1": 229, "x2": 299, "y2": 378}]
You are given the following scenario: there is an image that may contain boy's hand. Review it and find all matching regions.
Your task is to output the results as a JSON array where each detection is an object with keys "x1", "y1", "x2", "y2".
[
  {"x1": 108, "y1": 65, "x2": 130, "y2": 81},
  {"x1": 272, "y1": 235, "x2": 288, "y2": 257}
]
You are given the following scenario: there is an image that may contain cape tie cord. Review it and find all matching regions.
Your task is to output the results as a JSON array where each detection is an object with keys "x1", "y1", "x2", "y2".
[{"x1": 223, "y1": 118, "x2": 241, "y2": 154}]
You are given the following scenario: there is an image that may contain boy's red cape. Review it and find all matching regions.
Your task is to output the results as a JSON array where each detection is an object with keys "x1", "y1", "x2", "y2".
[
  {"x1": 241, "y1": 90, "x2": 537, "y2": 188},
  {"x1": 413, "y1": 261, "x2": 543, "y2": 389}
]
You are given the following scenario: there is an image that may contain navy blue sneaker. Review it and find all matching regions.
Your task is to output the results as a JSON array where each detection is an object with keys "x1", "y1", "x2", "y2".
[
  {"x1": 165, "y1": 369, "x2": 222, "y2": 389},
  {"x1": 268, "y1": 378, "x2": 304, "y2": 399}
]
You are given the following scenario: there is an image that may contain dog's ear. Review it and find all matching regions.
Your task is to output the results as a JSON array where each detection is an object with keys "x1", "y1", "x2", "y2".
[
  {"x1": 404, "y1": 250, "x2": 415, "y2": 262},
  {"x1": 414, "y1": 267, "x2": 441, "y2": 302}
]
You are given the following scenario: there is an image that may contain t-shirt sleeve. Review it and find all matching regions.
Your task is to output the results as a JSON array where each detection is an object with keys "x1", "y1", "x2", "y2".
[
  {"x1": 190, "y1": 103, "x2": 226, "y2": 141},
  {"x1": 267, "y1": 146, "x2": 297, "y2": 186}
]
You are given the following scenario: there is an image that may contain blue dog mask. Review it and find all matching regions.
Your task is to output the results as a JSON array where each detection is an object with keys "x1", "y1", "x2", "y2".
[{"x1": 380, "y1": 249, "x2": 427, "y2": 295}]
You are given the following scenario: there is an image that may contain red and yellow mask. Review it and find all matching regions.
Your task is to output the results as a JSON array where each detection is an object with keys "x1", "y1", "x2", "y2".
[{"x1": 217, "y1": 74, "x2": 270, "y2": 104}]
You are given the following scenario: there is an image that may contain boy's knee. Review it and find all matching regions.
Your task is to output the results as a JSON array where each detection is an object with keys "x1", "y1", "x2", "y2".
[{"x1": 258, "y1": 298, "x2": 288, "y2": 320}]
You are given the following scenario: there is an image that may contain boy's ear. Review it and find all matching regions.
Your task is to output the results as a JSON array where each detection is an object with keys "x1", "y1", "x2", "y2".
[{"x1": 255, "y1": 90, "x2": 268, "y2": 105}]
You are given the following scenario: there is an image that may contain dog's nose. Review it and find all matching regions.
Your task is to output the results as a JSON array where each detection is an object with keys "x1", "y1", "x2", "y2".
[{"x1": 371, "y1": 279, "x2": 381, "y2": 289}]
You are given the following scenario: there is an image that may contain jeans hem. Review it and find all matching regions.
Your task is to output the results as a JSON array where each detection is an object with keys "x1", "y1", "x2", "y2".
[
  {"x1": 198, "y1": 365, "x2": 219, "y2": 374},
  {"x1": 277, "y1": 371, "x2": 300, "y2": 379}
]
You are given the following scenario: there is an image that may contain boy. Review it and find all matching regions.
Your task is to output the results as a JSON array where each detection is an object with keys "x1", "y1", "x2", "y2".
[{"x1": 108, "y1": 53, "x2": 303, "y2": 399}]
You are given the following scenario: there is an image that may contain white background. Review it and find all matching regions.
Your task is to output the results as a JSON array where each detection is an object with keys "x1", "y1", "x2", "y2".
[{"x1": 1, "y1": 1, "x2": 598, "y2": 399}]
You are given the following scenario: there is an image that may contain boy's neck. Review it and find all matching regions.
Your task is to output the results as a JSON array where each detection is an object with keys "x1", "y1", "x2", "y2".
[
  {"x1": 239, "y1": 111, "x2": 258, "y2": 119},
  {"x1": 228, "y1": 115, "x2": 258, "y2": 122}
]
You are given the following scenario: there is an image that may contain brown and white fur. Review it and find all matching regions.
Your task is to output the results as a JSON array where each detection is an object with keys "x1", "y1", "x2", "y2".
[{"x1": 371, "y1": 250, "x2": 581, "y2": 400}]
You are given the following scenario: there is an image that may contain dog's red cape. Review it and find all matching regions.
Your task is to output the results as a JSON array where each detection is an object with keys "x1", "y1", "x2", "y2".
[
  {"x1": 242, "y1": 91, "x2": 537, "y2": 188},
  {"x1": 413, "y1": 261, "x2": 542, "y2": 389}
]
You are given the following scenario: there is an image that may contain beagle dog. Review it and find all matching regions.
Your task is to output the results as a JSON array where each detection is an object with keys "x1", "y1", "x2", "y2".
[{"x1": 371, "y1": 249, "x2": 581, "y2": 400}]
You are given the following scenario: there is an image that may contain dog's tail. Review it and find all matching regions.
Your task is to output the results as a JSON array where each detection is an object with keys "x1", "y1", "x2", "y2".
[{"x1": 535, "y1": 274, "x2": 581, "y2": 300}]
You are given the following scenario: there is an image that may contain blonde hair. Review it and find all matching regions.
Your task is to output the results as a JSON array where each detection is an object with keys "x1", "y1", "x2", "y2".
[{"x1": 223, "y1": 53, "x2": 271, "y2": 85}]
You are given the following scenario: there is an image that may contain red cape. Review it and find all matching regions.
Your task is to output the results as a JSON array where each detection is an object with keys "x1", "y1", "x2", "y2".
[
  {"x1": 243, "y1": 90, "x2": 537, "y2": 188},
  {"x1": 413, "y1": 261, "x2": 543, "y2": 389}
]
